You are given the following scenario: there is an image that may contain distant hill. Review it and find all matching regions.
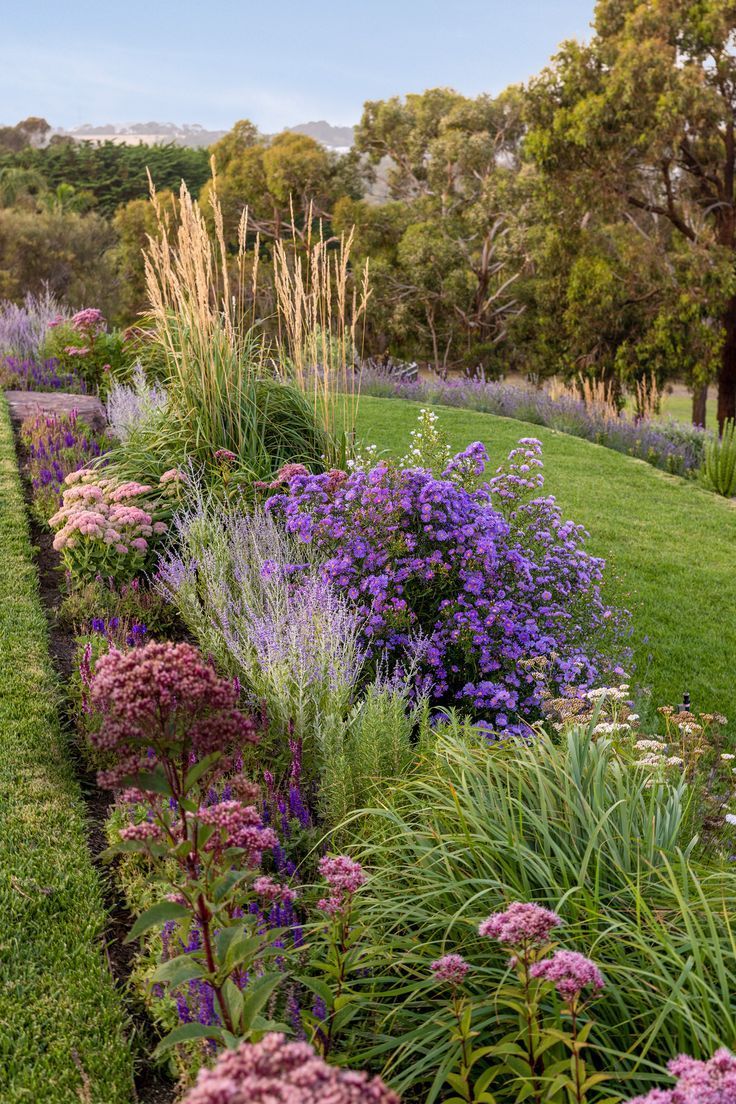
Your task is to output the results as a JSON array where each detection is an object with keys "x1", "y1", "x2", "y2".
[
  {"x1": 56, "y1": 120, "x2": 356, "y2": 151},
  {"x1": 286, "y1": 121, "x2": 355, "y2": 150}
]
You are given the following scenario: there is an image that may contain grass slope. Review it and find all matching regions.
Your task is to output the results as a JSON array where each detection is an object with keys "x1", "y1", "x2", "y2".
[
  {"x1": 0, "y1": 397, "x2": 133, "y2": 1103},
  {"x1": 357, "y1": 396, "x2": 736, "y2": 720}
]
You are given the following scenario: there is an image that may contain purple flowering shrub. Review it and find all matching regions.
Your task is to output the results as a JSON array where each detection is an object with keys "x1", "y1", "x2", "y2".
[
  {"x1": 19, "y1": 409, "x2": 111, "y2": 523},
  {"x1": 266, "y1": 438, "x2": 625, "y2": 733}
]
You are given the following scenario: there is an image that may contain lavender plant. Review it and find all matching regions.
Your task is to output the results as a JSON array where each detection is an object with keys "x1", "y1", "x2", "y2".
[
  {"x1": 106, "y1": 364, "x2": 168, "y2": 443},
  {"x1": 0, "y1": 289, "x2": 65, "y2": 358},
  {"x1": 358, "y1": 367, "x2": 708, "y2": 477},
  {"x1": 157, "y1": 498, "x2": 367, "y2": 767}
]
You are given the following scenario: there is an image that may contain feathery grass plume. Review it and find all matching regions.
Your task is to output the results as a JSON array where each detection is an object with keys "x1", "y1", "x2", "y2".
[
  {"x1": 140, "y1": 165, "x2": 326, "y2": 479},
  {"x1": 272, "y1": 214, "x2": 370, "y2": 464},
  {"x1": 634, "y1": 371, "x2": 662, "y2": 419}
]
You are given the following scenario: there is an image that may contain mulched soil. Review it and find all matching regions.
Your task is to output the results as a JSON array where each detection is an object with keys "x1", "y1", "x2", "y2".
[{"x1": 15, "y1": 430, "x2": 176, "y2": 1104}]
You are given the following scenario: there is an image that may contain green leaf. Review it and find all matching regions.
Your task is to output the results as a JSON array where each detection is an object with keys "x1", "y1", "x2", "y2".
[
  {"x1": 185, "y1": 753, "x2": 221, "y2": 791},
  {"x1": 125, "y1": 900, "x2": 190, "y2": 943},
  {"x1": 241, "y1": 973, "x2": 284, "y2": 1030},
  {"x1": 222, "y1": 978, "x2": 245, "y2": 1027},
  {"x1": 152, "y1": 955, "x2": 206, "y2": 987},
  {"x1": 153, "y1": 1022, "x2": 219, "y2": 1056},
  {"x1": 120, "y1": 768, "x2": 171, "y2": 797}
]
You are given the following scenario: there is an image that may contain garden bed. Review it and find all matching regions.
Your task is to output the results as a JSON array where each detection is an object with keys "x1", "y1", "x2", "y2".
[{"x1": 0, "y1": 395, "x2": 134, "y2": 1102}]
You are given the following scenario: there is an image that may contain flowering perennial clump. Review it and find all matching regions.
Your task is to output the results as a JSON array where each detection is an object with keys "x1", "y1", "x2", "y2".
[
  {"x1": 182, "y1": 1033, "x2": 399, "y2": 1104},
  {"x1": 49, "y1": 467, "x2": 177, "y2": 583},
  {"x1": 89, "y1": 641, "x2": 258, "y2": 788},
  {"x1": 267, "y1": 437, "x2": 623, "y2": 732},
  {"x1": 19, "y1": 410, "x2": 109, "y2": 522},
  {"x1": 627, "y1": 1047, "x2": 736, "y2": 1103}
]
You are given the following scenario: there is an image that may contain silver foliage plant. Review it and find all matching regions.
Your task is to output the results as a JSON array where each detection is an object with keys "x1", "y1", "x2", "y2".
[
  {"x1": 105, "y1": 364, "x2": 168, "y2": 442},
  {"x1": 156, "y1": 490, "x2": 367, "y2": 750}
]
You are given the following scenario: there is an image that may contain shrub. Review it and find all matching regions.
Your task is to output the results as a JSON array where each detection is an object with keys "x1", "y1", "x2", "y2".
[
  {"x1": 266, "y1": 438, "x2": 625, "y2": 733},
  {"x1": 157, "y1": 496, "x2": 367, "y2": 783},
  {"x1": 41, "y1": 307, "x2": 126, "y2": 394},
  {"x1": 703, "y1": 418, "x2": 736, "y2": 497}
]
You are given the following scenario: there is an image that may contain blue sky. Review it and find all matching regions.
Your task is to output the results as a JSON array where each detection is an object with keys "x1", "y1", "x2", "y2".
[{"x1": 1, "y1": 0, "x2": 597, "y2": 131}]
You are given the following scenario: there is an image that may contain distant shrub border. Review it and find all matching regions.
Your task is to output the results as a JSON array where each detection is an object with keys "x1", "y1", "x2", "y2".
[
  {"x1": 0, "y1": 395, "x2": 133, "y2": 1103},
  {"x1": 358, "y1": 367, "x2": 708, "y2": 478}
]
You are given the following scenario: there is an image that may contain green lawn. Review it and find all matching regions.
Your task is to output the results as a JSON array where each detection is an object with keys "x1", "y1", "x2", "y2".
[
  {"x1": 357, "y1": 396, "x2": 736, "y2": 721},
  {"x1": 0, "y1": 397, "x2": 134, "y2": 1103}
]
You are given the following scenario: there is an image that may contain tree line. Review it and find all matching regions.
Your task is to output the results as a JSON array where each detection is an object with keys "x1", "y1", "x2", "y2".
[{"x1": 2, "y1": 0, "x2": 736, "y2": 425}]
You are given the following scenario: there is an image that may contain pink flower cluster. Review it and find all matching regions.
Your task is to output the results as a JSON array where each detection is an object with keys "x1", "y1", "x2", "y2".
[
  {"x1": 530, "y1": 950, "x2": 605, "y2": 1002},
  {"x1": 478, "y1": 902, "x2": 562, "y2": 947},
  {"x1": 317, "y1": 854, "x2": 366, "y2": 915},
  {"x1": 50, "y1": 469, "x2": 163, "y2": 557},
  {"x1": 71, "y1": 307, "x2": 105, "y2": 332},
  {"x1": 430, "y1": 954, "x2": 470, "y2": 987},
  {"x1": 119, "y1": 822, "x2": 164, "y2": 843},
  {"x1": 182, "y1": 1032, "x2": 399, "y2": 1104},
  {"x1": 253, "y1": 876, "x2": 297, "y2": 903},
  {"x1": 89, "y1": 642, "x2": 259, "y2": 787},
  {"x1": 628, "y1": 1048, "x2": 736, "y2": 1104},
  {"x1": 197, "y1": 800, "x2": 278, "y2": 865}
]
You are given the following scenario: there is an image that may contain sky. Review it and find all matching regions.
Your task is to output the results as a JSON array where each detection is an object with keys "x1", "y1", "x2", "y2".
[{"x1": 0, "y1": 0, "x2": 597, "y2": 132}]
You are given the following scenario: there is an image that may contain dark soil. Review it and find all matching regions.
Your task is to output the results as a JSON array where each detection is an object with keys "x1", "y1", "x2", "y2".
[{"x1": 17, "y1": 441, "x2": 176, "y2": 1104}]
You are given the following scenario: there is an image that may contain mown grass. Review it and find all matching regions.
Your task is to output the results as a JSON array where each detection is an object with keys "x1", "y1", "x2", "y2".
[
  {"x1": 0, "y1": 396, "x2": 133, "y2": 1103},
  {"x1": 357, "y1": 396, "x2": 736, "y2": 720}
]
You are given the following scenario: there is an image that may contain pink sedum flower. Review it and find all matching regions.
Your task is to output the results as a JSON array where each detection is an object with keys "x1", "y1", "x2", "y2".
[
  {"x1": 478, "y1": 902, "x2": 562, "y2": 947},
  {"x1": 181, "y1": 1032, "x2": 399, "y2": 1104}
]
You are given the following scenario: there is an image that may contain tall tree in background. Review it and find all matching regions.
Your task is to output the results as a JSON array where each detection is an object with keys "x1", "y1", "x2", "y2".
[
  {"x1": 203, "y1": 119, "x2": 366, "y2": 245},
  {"x1": 347, "y1": 88, "x2": 526, "y2": 372},
  {"x1": 525, "y1": 0, "x2": 736, "y2": 427}
]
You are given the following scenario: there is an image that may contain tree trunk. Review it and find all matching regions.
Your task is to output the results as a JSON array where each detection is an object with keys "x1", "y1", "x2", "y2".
[
  {"x1": 691, "y1": 382, "x2": 708, "y2": 427},
  {"x1": 717, "y1": 294, "x2": 736, "y2": 430}
]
